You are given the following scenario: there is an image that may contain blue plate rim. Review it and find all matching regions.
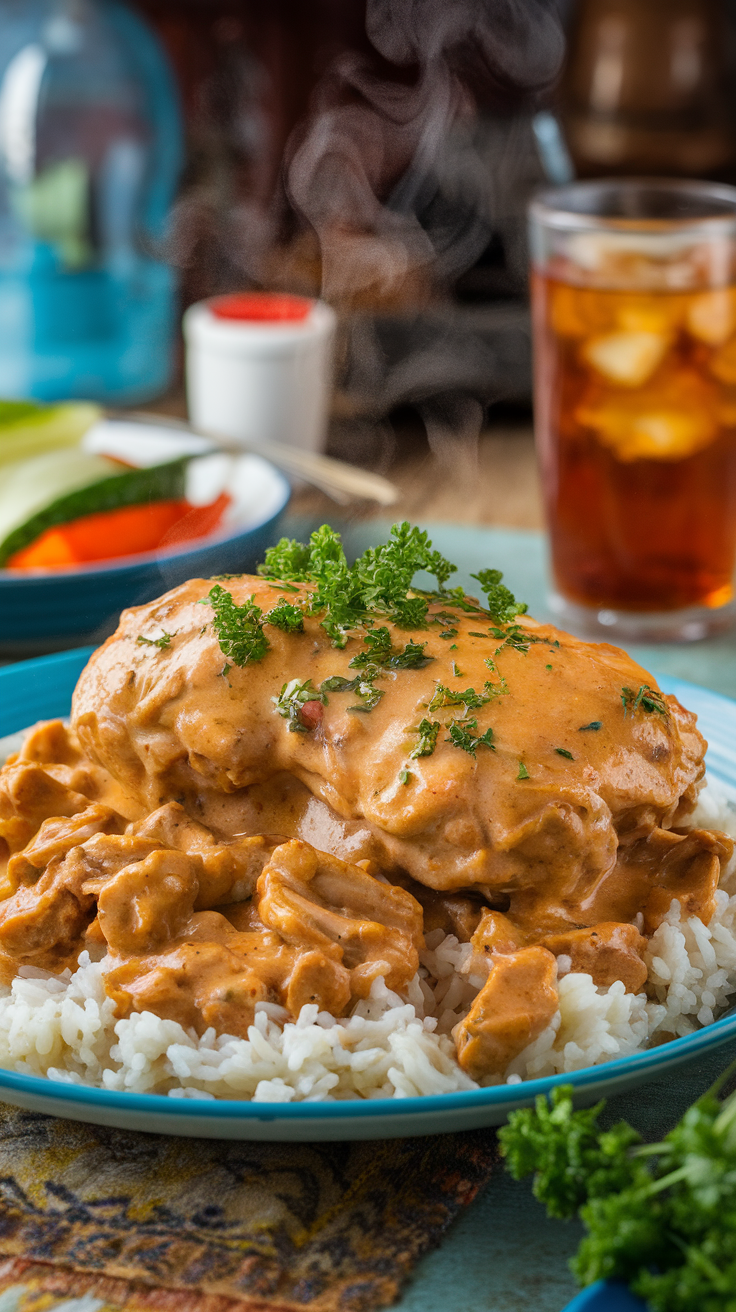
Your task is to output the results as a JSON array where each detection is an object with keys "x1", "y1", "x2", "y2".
[
  {"x1": 0, "y1": 657, "x2": 734, "y2": 1121},
  {"x1": 0, "y1": 459, "x2": 290, "y2": 585}
]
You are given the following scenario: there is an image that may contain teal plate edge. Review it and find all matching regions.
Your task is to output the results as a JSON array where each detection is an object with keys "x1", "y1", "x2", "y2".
[{"x1": 0, "y1": 648, "x2": 735, "y2": 1127}]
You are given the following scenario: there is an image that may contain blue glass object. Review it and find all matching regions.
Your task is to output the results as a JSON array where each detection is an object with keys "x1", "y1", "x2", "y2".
[
  {"x1": 0, "y1": 0, "x2": 182, "y2": 403},
  {"x1": 562, "y1": 1280, "x2": 649, "y2": 1310}
]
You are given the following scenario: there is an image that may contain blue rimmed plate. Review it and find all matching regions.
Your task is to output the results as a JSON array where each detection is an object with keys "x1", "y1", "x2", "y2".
[{"x1": 0, "y1": 654, "x2": 735, "y2": 1140}]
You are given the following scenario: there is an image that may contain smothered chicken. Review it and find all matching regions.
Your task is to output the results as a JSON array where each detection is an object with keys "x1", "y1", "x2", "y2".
[{"x1": 0, "y1": 526, "x2": 730, "y2": 1083}]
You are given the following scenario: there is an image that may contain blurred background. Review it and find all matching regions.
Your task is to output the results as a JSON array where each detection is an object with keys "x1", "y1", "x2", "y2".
[
  {"x1": 111, "y1": 0, "x2": 736, "y2": 520},
  {"x1": 5, "y1": 0, "x2": 736, "y2": 550}
]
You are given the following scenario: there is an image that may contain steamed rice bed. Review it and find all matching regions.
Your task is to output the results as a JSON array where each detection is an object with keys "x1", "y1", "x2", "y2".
[{"x1": 1, "y1": 777, "x2": 734, "y2": 1103}]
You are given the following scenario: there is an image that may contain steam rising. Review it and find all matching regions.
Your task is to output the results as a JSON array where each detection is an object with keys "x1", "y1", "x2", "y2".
[{"x1": 286, "y1": 0, "x2": 564, "y2": 308}]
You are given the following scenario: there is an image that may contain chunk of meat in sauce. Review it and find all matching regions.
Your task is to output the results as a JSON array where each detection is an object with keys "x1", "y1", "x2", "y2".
[
  {"x1": 541, "y1": 922, "x2": 648, "y2": 993},
  {"x1": 579, "y1": 827, "x2": 732, "y2": 932},
  {"x1": 0, "y1": 763, "x2": 90, "y2": 860},
  {"x1": 257, "y1": 839, "x2": 423, "y2": 998},
  {"x1": 128, "y1": 802, "x2": 281, "y2": 906},
  {"x1": 98, "y1": 840, "x2": 422, "y2": 1033},
  {"x1": 0, "y1": 845, "x2": 97, "y2": 971},
  {"x1": 454, "y1": 946, "x2": 558, "y2": 1080}
]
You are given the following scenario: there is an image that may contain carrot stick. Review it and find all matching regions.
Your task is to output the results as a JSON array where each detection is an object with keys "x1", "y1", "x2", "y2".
[{"x1": 6, "y1": 493, "x2": 231, "y2": 570}]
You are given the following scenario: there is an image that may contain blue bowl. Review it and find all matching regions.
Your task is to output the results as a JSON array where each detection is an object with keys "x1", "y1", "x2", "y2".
[
  {"x1": 563, "y1": 1282, "x2": 648, "y2": 1310},
  {"x1": 0, "y1": 453, "x2": 290, "y2": 655}
]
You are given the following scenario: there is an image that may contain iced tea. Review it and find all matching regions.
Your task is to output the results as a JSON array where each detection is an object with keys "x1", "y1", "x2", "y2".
[{"x1": 530, "y1": 181, "x2": 736, "y2": 637}]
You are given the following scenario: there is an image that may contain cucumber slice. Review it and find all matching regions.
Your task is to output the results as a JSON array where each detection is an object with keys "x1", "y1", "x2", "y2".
[
  {"x1": 0, "y1": 450, "x2": 188, "y2": 565},
  {"x1": 0, "y1": 400, "x2": 102, "y2": 470}
]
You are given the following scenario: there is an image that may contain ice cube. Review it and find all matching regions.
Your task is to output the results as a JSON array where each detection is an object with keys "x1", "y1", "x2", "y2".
[
  {"x1": 615, "y1": 295, "x2": 685, "y2": 335},
  {"x1": 550, "y1": 284, "x2": 613, "y2": 338},
  {"x1": 576, "y1": 370, "x2": 718, "y2": 461},
  {"x1": 687, "y1": 290, "x2": 736, "y2": 345},
  {"x1": 582, "y1": 330, "x2": 670, "y2": 387}
]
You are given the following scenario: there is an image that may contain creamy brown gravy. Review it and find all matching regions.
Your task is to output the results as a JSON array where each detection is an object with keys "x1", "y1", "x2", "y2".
[{"x1": 0, "y1": 576, "x2": 730, "y2": 1081}]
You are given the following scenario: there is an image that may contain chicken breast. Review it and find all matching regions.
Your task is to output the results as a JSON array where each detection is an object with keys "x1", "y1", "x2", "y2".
[{"x1": 71, "y1": 574, "x2": 705, "y2": 937}]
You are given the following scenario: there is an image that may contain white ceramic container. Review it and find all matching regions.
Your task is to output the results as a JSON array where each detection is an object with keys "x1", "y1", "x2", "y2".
[{"x1": 183, "y1": 292, "x2": 337, "y2": 454}]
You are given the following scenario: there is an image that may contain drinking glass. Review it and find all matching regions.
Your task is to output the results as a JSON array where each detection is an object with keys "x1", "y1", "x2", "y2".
[{"x1": 530, "y1": 178, "x2": 736, "y2": 641}]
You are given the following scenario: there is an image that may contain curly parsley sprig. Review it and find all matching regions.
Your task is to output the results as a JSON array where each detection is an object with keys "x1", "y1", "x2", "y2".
[
  {"x1": 204, "y1": 585, "x2": 269, "y2": 666},
  {"x1": 499, "y1": 1065, "x2": 736, "y2": 1311}
]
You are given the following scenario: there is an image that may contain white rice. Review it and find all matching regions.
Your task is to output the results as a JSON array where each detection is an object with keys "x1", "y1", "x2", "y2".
[{"x1": 1, "y1": 775, "x2": 735, "y2": 1100}]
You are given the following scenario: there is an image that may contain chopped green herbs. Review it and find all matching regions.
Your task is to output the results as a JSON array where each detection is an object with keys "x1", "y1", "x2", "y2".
[
  {"x1": 446, "y1": 720, "x2": 495, "y2": 757},
  {"x1": 546, "y1": 664, "x2": 553, "y2": 671},
  {"x1": 451, "y1": 661, "x2": 463, "y2": 677},
  {"x1": 428, "y1": 682, "x2": 490, "y2": 713},
  {"x1": 471, "y1": 568, "x2": 528, "y2": 624},
  {"x1": 409, "y1": 717, "x2": 441, "y2": 758},
  {"x1": 272, "y1": 678, "x2": 326, "y2": 732},
  {"x1": 622, "y1": 684, "x2": 668, "y2": 717},
  {"x1": 483, "y1": 658, "x2": 509, "y2": 698},
  {"x1": 440, "y1": 629, "x2": 458, "y2": 639},
  {"x1": 555, "y1": 748, "x2": 574, "y2": 760},
  {"x1": 399, "y1": 769, "x2": 412, "y2": 785},
  {"x1": 205, "y1": 585, "x2": 269, "y2": 666},
  {"x1": 136, "y1": 631, "x2": 175, "y2": 650},
  {"x1": 320, "y1": 671, "x2": 384, "y2": 713},
  {"x1": 257, "y1": 523, "x2": 532, "y2": 656},
  {"x1": 219, "y1": 663, "x2": 232, "y2": 679},
  {"x1": 349, "y1": 628, "x2": 431, "y2": 671},
  {"x1": 579, "y1": 721, "x2": 602, "y2": 732},
  {"x1": 517, "y1": 760, "x2": 530, "y2": 780},
  {"x1": 260, "y1": 521, "x2": 458, "y2": 643},
  {"x1": 491, "y1": 623, "x2": 544, "y2": 655},
  {"x1": 468, "y1": 632, "x2": 487, "y2": 638},
  {"x1": 265, "y1": 599, "x2": 304, "y2": 633}
]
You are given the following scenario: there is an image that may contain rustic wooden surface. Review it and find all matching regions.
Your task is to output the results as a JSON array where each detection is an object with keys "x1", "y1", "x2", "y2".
[{"x1": 149, "y1": 393, "x2": 544, "y2": 530}]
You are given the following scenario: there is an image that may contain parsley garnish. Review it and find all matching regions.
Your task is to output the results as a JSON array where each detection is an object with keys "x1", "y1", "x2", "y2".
[
  {"x1": 447, "y1": 720, "x2": 495, "y2": 757},
  {"x1": 621, "y1": 684, "x2": 668, "y2": 717},
  {"x1": 266, "y1": 599, "x2": 304, "y2": 633},
  {"x1": 491, "y1": 623, "x2": 543, "y2": 655},
  {"x1": 579, "y1": 721, "x2": 602, "y2": 732},
  {"x1": 137, "y1": 631, "x2": 175, "y2": 649},
  {"x1": 320, "y1": 672, "x2": 384, "y2": 712},
  {"x1": 451, "y1": 661, "x2": 463, "y2": 677},
  {"x1": 260, "y1": 522, "x2": 458, "y2": 645},
  {"x1": 517, "y1": 760, "x2": 530, "y2": 780},
  {"x1": 471, "y1": 569, "x2": 528, "y2": 624},
  {"x1": 499, "y1": 1065, "x2": 736, "y2": 1311},
  {"x1": 349, "y1": 628, "x2": 431, "y2": 671},
  {"x1": 468, "y1": 631, "x2": 487, "y2": 638},
  {"x1": 399, "y1": 769, "x2": 412, "y2": 785},
  {"x1": 428, "y1": 682, "x2": 490, "y2": 713},
  {"x1": 257, "y1": 527, "x2": 533, "y2": 682},
  {"x1": 555, "y1": 748, "x2": 574, "y2": 760},
  {"x1": 409, "y1": 717, "x2": 440, "y2": 758},
  {"x1": 483, "y1": 658, "x2": 509, "y2": 698},
  {"x1": 205, "y1": 585, "x2": 269, "y2": 666},
  {"x1": 272, "y1": 678, "x2": 327, "y2": 732}
]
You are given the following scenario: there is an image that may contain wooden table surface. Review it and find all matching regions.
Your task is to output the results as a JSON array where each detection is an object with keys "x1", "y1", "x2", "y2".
[
  {"x1": 148, "y1": 393, "x2": 544, "y2": 531},
  {"x1": 300, "y1": 414, "x2": 544, "y2": 529}
]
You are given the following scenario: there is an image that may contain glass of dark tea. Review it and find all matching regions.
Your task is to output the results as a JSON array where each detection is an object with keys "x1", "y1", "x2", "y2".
[{"x1": 529, "y1": 178, "x2": 736, "y2": 641}]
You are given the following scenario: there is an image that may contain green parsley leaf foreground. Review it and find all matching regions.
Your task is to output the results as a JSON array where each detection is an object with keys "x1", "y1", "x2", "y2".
[{"x1": 498, "y1": 1065, "x2": 736, "y2": 1312}]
